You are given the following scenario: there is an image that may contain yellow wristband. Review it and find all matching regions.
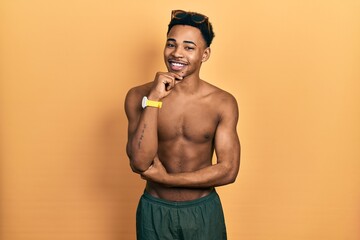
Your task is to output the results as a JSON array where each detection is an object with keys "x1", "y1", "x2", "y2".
[{"x1": 142, "y1": 96, "x2": 162, "y2": 109}]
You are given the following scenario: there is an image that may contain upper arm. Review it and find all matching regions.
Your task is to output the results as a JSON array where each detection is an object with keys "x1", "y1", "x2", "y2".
[
  {"x1": 124, "y1": 88, "x2": 142, "y2": 158},
  {"x1": 214, "y1": 94, "x2": 241, "y2": 179}
]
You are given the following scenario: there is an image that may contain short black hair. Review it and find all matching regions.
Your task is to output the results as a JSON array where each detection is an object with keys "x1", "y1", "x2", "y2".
[{"x1": 167, "y1": 11, "x2": 215, "y2": 47}]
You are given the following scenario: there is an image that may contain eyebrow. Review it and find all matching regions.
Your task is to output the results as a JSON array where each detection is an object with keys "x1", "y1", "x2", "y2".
[{"x1": 167, "y1": 38, "x2": 197, "y2": 46}]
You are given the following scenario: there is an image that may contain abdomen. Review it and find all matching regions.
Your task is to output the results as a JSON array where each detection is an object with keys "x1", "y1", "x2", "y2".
[{"x1": 157, "y1": 138, "x2": 214, "y2": 173}]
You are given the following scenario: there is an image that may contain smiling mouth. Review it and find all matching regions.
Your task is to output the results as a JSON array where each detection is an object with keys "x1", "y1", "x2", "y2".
[{"x1": 168, "y1": 60, "x2": 188, "y2": 71}]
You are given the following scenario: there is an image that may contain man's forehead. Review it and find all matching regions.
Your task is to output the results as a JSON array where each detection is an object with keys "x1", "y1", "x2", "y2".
[{"x1": 167, "y1": 25, "x2": 205, "y2": 46}]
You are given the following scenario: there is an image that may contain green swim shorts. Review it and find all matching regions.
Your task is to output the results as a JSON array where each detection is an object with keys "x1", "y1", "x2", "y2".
[{"x1": 136, "y1": 190, "x2": 227, "y2": 240}]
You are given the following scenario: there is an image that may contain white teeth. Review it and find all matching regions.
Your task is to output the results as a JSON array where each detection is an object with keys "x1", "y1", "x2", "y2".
[{"x1": 171, "y1": 62, "x2": 185, "y2": 67}]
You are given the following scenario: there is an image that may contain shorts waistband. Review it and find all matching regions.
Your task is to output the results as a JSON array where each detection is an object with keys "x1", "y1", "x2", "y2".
[{"x1": 142, "y1": 190, "x2": 218, "y2": 208}]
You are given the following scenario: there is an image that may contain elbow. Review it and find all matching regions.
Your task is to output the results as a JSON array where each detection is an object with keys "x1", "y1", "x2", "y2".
[
  {"x1": 127, "y1": 143, "x2": 154, "y2": 173},
  {"x1": 130, "y1": 162, "x2": 149, "y2": 173},
  {"x1": 227, "y1": 173, "x2": 238, "y2": 184},
  {"x1": 129, "y1": 154, "x2": 153, "y2": 173},
  {"x1": 223, "y1": 165, "x2": 240, "y2": 185},
  {"x1": 130, "y1": 161, "x2": 147, "y2": 173}
]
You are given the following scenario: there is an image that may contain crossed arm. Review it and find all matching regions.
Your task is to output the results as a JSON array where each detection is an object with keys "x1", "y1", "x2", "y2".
[
  {"x1": 125, "y1": 87, "x2": 241, "y2": 188},
  {"x1": 141, "y1": 109, "x2": 241, "y2": 188}
]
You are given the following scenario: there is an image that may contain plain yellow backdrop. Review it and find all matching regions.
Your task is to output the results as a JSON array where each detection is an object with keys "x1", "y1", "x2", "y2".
[{"x1": 1, "y1": 1, "x2": 359, "y2": 239}]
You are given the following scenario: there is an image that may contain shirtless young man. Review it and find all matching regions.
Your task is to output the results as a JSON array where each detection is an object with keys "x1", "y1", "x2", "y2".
[{"x1": 125, "y1": 10, "x2": 240, "y2": 240}]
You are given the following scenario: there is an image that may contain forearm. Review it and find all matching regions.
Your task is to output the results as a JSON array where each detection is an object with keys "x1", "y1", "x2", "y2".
[
  {"x1": 129, "y1": 107, "x2": 160, "y2": 172},
  {"x1": 165, "y1": 163, "x2": 239, "y2": 188}
]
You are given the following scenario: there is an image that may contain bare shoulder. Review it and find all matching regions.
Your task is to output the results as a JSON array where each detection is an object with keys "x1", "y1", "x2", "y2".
[
  {"x1": 125, "y1": 82, "x2": 153, "y2": 102},
  {"x1": 201, "y1": 81, "x2": 239, "y2": 114},
  {"x1": 124, "y1": 82, "x2": 152, "y2": 118}
]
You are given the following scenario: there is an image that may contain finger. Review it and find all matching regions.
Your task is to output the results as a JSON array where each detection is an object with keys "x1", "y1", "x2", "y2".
[
  {"x1": 157, "y1": 72, "x2": 182, "y2": 83},
  {"x1": 161, "y1": 74, "x2": 174, "y2": 84},
  {"x1": 151, "y1": 158, "x2": 160, "y2": 167},
  {"x1": 163, "y1": 78, "x2": 175, "y2": 91},
  {"x1": 167, "y1": 79, "x2": 176, "y2": 91},
  {"x1": 168, "y1": 72, "x2": 183, "y2": 80},
  {"x1": 165, "y1": 81, "x2": 172, "y2": 91},
  {"x1": 161, "y1": 72, "x2": 182, "y2": 81},
  {"x1": 158, "y1": 73, "x2": 180, "y2": 91}
]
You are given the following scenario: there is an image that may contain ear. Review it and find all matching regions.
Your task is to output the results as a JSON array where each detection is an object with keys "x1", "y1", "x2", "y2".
[{"x1": 201, "y1": 47, "x2": 211, "y2": 62}]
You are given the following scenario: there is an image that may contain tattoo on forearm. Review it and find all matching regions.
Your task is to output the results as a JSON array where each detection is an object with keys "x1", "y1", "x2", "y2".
[{"x1": 138, "y1": 124, "x2": 147, "y2": 149}]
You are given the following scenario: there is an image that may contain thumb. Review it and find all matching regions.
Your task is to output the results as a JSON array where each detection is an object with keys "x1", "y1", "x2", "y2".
[{"x1": 153, "y1": 157, "x2": 160, "y2": 166}]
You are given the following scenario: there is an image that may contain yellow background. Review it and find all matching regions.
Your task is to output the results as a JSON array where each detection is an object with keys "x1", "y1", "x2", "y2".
[{"x1": 1, "y1": 1, "x2": 359, "y2": 239}]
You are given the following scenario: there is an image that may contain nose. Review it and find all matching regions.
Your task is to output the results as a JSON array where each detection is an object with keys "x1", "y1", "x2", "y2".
[{"x1": 171, "y1": 46, "x2": 183, "y2": 58}]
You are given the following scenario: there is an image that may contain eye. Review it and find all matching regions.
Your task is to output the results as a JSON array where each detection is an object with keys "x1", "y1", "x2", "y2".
[
  {"x1": 185, "y1": 46, "x2": 195, "y2": 51},
  {"x1": 166, "y1": 43, "x2": 175, "y2": 48}
]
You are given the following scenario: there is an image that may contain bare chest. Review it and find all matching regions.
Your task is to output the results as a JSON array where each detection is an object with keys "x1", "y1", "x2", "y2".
[{"x1": 157, "y1": 102, "x2": 219, "y2": 143}]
